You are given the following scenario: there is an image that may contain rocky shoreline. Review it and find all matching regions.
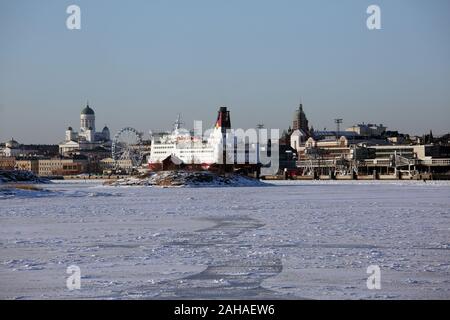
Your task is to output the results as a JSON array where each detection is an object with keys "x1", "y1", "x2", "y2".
[
  {"x1": 105, "y1": 170, "x2": 267, "y2": 187},
  {"x1": 0, "y1": 170, "x2": 49, "y2": 184}
]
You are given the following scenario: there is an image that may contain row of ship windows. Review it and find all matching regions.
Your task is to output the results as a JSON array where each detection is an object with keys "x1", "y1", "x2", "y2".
[
  {"x1": 179, "y1": 150, "x2": 213, "y2": 153},
  {"x1": 152, "y1": 146, "x2": 212, "y2": 150},
  {"x1": 153, "y1": 146, "x2": 174, "y2": 150},
  {"x1": 153, "y1": 150, "x2": 213, "y2": 154}
]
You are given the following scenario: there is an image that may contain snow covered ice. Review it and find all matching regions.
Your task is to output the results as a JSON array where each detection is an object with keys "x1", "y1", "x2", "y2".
[{"x1": 1, "y1": 180, "x2": 450, "y2": 299}]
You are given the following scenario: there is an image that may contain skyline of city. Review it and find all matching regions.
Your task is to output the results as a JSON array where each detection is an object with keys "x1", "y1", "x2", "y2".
[
  {"x1": 0, "y1": 99, "x2": 447, "y2": 145},
  {"x1": 1, "y1": 0, "x2": 450, "y2": 143}
]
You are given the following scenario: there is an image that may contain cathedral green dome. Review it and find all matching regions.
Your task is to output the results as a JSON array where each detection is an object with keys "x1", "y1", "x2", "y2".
[{"x1": 81, "y1": 105, "x2": 95, "y2": 115}]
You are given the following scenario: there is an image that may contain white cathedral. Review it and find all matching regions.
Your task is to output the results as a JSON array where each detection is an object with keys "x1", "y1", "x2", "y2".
[{"x1": 59, "y1": 104, "x2": 111, "y2": 155}]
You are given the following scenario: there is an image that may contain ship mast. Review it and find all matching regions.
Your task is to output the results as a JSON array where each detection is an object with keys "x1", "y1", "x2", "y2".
[{"x1": 174, "y1": 113, "x2": 183, "y2": 131}]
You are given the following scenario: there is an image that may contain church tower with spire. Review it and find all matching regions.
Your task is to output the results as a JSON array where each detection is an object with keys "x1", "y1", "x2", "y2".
[{"x1": 292, "y1": 103, "x2": 310, "y2": 134}]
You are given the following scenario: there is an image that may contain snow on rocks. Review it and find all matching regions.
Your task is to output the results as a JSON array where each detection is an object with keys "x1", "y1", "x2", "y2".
[{"x1": 106, "y1": 170, "x2": 268, "y2": 187}]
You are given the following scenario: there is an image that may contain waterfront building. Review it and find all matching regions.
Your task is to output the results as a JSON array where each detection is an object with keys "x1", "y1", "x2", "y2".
[
  {"x1": 15, "y1": 158, "x2": 39, "y2": 175},
  {"x1": 38, "y1": 157, "x2": 88, "y2": 176},
  {"x1": 0, "y1": 138, "x2": 38, "y2": 157},
  {"x1": 0, "y1": 156, "x2": 16, "y2": 170},
  {"x1": 99, "y1": 158, "x2": 133, "y2": 173},
  {"x1": 4, "y1": 138, "x2": 20, "y2": 156},
  {"x1": 346, "y1": 123, "x2": 387, "y2": 137},
  {"x1": 1, "y1": 139, "x2": 57, "y2": 158}
]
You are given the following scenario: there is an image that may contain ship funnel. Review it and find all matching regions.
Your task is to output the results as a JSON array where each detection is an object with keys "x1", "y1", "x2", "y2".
[{"x1": 215, "y1": 106, "x2": 231, "y2": 131}]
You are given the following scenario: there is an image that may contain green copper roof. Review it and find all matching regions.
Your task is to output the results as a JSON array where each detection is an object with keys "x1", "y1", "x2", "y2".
[{"x1": 81, "y1": 104, "x2": 95, "y2": 115}]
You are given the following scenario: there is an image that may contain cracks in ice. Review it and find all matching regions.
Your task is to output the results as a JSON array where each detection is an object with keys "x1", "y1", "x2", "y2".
[{"x1": 111, "y1": 215, "x2": 287, "y2": 299}]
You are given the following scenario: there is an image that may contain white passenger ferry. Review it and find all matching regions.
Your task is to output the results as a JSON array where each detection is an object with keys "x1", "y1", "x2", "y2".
[{"x1": 147, "y1": 107, "x2": 259, "y2": 170}]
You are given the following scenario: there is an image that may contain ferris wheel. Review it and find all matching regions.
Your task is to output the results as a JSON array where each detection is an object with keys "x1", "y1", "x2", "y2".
[{"x1": 112, "y1": 127, "x2": 145, "y2": 167}]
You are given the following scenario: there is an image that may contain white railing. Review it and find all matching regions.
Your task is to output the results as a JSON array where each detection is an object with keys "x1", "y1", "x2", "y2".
[
  {"x1": 362, "y1": 159, "x2": 390, "y2": 166},
  {"x1": 419, "y1": 159, "x2": 450, "y2": 166},
  {"x1": 297, "y1": 160, "x2": 336, "y2": 167}
]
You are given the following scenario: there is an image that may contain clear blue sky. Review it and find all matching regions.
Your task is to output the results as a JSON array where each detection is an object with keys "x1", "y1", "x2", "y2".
[{"x1": 1, "y1": 0, "x2": 449, "y2": 143}]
